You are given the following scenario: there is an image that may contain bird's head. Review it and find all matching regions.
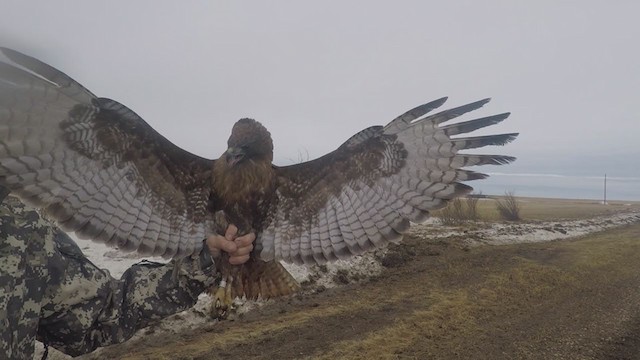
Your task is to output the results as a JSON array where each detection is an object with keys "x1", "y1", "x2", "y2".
[{"x1": 225, "y1": 118, "x2": 273, "y2": 167}]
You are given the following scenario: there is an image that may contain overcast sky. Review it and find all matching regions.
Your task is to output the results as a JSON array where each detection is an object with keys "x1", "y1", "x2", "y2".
[{"x1": 1, "y1": 1, "x2": 639, "y2": 191}]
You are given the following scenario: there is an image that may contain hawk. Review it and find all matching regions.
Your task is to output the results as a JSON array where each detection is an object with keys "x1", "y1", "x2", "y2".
[{"x1": 0, "y1": 48, "x2": 517, "y2": 317}]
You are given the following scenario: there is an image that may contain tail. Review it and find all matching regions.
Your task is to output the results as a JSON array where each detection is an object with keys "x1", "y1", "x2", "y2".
[{"x1": 230, "y1": 259, "x2": 300, "y2": 300}]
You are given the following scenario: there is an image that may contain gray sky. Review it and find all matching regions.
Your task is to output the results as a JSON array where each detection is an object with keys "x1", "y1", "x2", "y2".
[{"x1": 1, "y1": 1, "x2": 639, "y2": 187}]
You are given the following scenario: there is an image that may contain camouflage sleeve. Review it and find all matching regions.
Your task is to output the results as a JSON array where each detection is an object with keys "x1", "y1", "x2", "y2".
[
  {"x1": 38, "y1": 232, "x2": 217, "y2": 357},
  {"x1": 0, "y1": 192, "x2": 217, "y2": 359},
  {"x1": 0, "y1": 192, "x2": 55, "y2": 360}
]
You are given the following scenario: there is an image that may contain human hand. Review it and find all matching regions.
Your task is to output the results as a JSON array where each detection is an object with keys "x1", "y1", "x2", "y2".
[{"x1": 206, "y1": 224, "x2": 255, "y2": 265}]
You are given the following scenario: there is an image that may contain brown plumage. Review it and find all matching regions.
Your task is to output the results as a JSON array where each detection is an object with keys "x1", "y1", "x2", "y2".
[
  {"x1": 211, "y1": 119, "x2": 297, "y2": 300},
  {"x1": 0, "y1": 48, "x2": 518, "y2": 302},
  {"x1": 212, "y1": 118, "x2": 275, "y2": 229}
]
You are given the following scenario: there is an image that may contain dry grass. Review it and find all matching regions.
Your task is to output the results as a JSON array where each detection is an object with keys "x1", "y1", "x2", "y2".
[
  {"x1": 454, "y1": 196, "x2": 640, "y2": 222},
  {"x1": 317, "y1": 289, "x2": 480, "y2": 360},
  {"x1": 116, "y1": 303, "x2": 358, "y2": 359},
  {"x1": 437, "y1": 198, "x2": 467, "y2": 225},
  {"x1": 465, "y1": 195, "x2": 480, "y2": 221},
  {"x1": 495, "y1": 191, "x2": 521, "y2": 221},
  {"x1": 317, "y1": 224, "x2": 640, "y2": 359},
  {"x1": 434, "y1": 194, "x2": 481, "y2": 225}
]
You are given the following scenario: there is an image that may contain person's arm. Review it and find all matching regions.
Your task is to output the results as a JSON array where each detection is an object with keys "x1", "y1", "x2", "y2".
[
  {"x1": 0, "y1": 194, "x2": 55, "y2": 360},
  {"x1": 0, "y1": 187, "x2": 253, "y2": 358},
  {"x1": 37, "y1": 227, "x2": 254, "y2": 356},
  {"x1": 36, "y1": 231, "x2": 212, "y2": 356}
]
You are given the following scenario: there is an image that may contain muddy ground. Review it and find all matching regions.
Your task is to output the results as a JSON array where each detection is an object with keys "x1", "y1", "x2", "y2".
[{"x1": 86, "y1": 220, "x2": 640, "y2": 360}]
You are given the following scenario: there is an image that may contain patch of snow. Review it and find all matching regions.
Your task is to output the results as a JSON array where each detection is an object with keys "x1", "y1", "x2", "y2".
[{"x1": 409, "y1": 211, "x2": 640, "y2": 247}]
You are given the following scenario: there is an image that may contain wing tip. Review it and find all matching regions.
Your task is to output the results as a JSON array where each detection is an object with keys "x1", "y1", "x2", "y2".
[
  {"x1": 497, "y1": 155, "x2": 517, "y2": 165},
  {"x1": 0, "y1": 47, "x2": 16, "y2": 58},
  {"x1": 432, "y1": 96, "x2": 449, "y2": 107},
  {"x1": 405, "y1": 96, "x2": 450, "y2": 121},
  {"x1": 468, "y1": 97, "x2": 492, "y2": 110},
  {"x1": 422, "y1": 96, "x2": 449, "y2": 112},
  {"x1": 0, "y1": 48, "x2": 34, "y2": 67},
  {"x1": 491, "y1": 111, "x2": 511, "y2": 123},
  {"x1": 494, "y1": 132, "x2": 519, "y2": 146}
]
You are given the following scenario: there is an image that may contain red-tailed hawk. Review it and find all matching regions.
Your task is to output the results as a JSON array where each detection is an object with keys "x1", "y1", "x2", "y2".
[{"x1": 0, "y1": 48, "x2": 517, "y2": 317}]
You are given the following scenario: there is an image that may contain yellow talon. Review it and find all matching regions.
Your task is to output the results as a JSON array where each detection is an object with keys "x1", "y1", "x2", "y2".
[{"x1": 209, "y1": 278, "x2": 234, "y2": 320}]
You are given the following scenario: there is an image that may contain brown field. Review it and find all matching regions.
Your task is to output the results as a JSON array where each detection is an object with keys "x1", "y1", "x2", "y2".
[
  {"x1": 86, "y1": 198, "x2": 640, "y2": 360},
  {"x1": 440, "y1": 196, "x2": 640, "y2": 222}
]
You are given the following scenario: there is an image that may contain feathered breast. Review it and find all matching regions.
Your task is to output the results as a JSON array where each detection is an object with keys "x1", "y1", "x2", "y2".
[{"x1": 212, "y1": 159, "x2": 276, "y2": 230}]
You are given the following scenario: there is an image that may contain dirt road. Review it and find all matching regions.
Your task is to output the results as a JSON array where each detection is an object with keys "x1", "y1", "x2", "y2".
[{"x1": 90, "y1": 222, "x2": 640, "y2": 360}]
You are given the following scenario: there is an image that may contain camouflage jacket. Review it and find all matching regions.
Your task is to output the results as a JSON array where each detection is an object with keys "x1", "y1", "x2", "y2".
[{"x1": 0, "y1": 190, "x2": 217, "y2": 359}]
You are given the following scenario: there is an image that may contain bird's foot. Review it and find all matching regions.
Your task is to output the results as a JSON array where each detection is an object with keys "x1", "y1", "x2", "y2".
[{"x1": 208, "y1": 279, "x2": 234, "y2": 320}]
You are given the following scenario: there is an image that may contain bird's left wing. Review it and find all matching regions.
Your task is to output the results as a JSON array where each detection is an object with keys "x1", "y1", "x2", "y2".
[
  {"x1": 256, "y1": 97, "x2": 517, "y2": 265},
  {"x1": 0, "y1": 48, "x2": 217, "y2": 258}
]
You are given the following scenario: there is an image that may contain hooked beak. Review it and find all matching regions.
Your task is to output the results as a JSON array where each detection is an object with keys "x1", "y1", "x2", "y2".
[{"x1": 226, "y1": 147, "x2": 245, "y2": 166}]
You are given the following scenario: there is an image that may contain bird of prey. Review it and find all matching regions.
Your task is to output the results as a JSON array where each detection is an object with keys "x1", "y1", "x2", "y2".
[{"x1": 0, "y1": 48, "x2": 517, "y2": 317}]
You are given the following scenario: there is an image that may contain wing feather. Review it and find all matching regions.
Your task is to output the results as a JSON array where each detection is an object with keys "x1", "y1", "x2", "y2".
[
  {"x1": 0, "y1": 49, "x2": 218, "y2": 258},
  {"x1": 359, "y1": 181, "x2": 395, "y2": 246},
  {"x1": 258, "y1": 98, "x2": 517, "y2": 264},
  {"x1": 441, "y1": 113, "x2": 511, "y2": 136},
  {"x1": 342, "y1": 185, "x2": 373, "y2": 252},
  {"x1": 331, "y1": 196, "x2": 362, "y2": 257},
  {"x1": 318, "y1": 204, "x2": 339, "y2": 262}
]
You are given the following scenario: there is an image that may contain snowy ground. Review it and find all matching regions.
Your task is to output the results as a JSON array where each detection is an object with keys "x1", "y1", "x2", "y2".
[
  {"x1": 410, "y1": 210, "x2": 640, "y2": 246},
  {"x1": 37, "y1": 208, "x2": 640, "y2": 359}
]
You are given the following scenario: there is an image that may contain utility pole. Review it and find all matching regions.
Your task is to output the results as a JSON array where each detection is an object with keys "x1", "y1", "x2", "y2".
[{"x1": 603, "y1": 173, "x2": 607, "y2": 205}]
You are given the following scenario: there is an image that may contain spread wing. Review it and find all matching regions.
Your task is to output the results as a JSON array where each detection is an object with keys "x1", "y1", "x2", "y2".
[
  {"x1": 0, "y1": 48, "x2": 216, "y2": 258},
  {"x1": 256, "y1": 97, "x2": 517, "y2": 265}
]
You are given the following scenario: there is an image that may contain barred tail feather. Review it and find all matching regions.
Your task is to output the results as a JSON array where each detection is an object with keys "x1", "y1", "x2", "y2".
[{"x1": 231, "y1": 259, "x2": 300, "y2": 300}]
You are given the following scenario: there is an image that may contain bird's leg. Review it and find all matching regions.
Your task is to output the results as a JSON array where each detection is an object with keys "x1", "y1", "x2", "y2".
[
  {"x1": 208, "y1": 214, "x2": 233, "y2": 320},
  {"x1": 214, "y1": 276, "x2": 234, "y2": 319},
  {"x1": 208, "y1": 253, "x2": 236, "y2": 320},
  {"x1": 208, "y1": 218, "x2": 248, "y2": 319}
]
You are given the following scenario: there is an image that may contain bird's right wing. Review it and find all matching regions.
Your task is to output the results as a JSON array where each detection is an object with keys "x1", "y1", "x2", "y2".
[
  {"x1": 0, "y1": 48, "x2": 218, "y2": 258},
  {"x1": 256, "y1": 98, "x2": 517, "y2": 265}
]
